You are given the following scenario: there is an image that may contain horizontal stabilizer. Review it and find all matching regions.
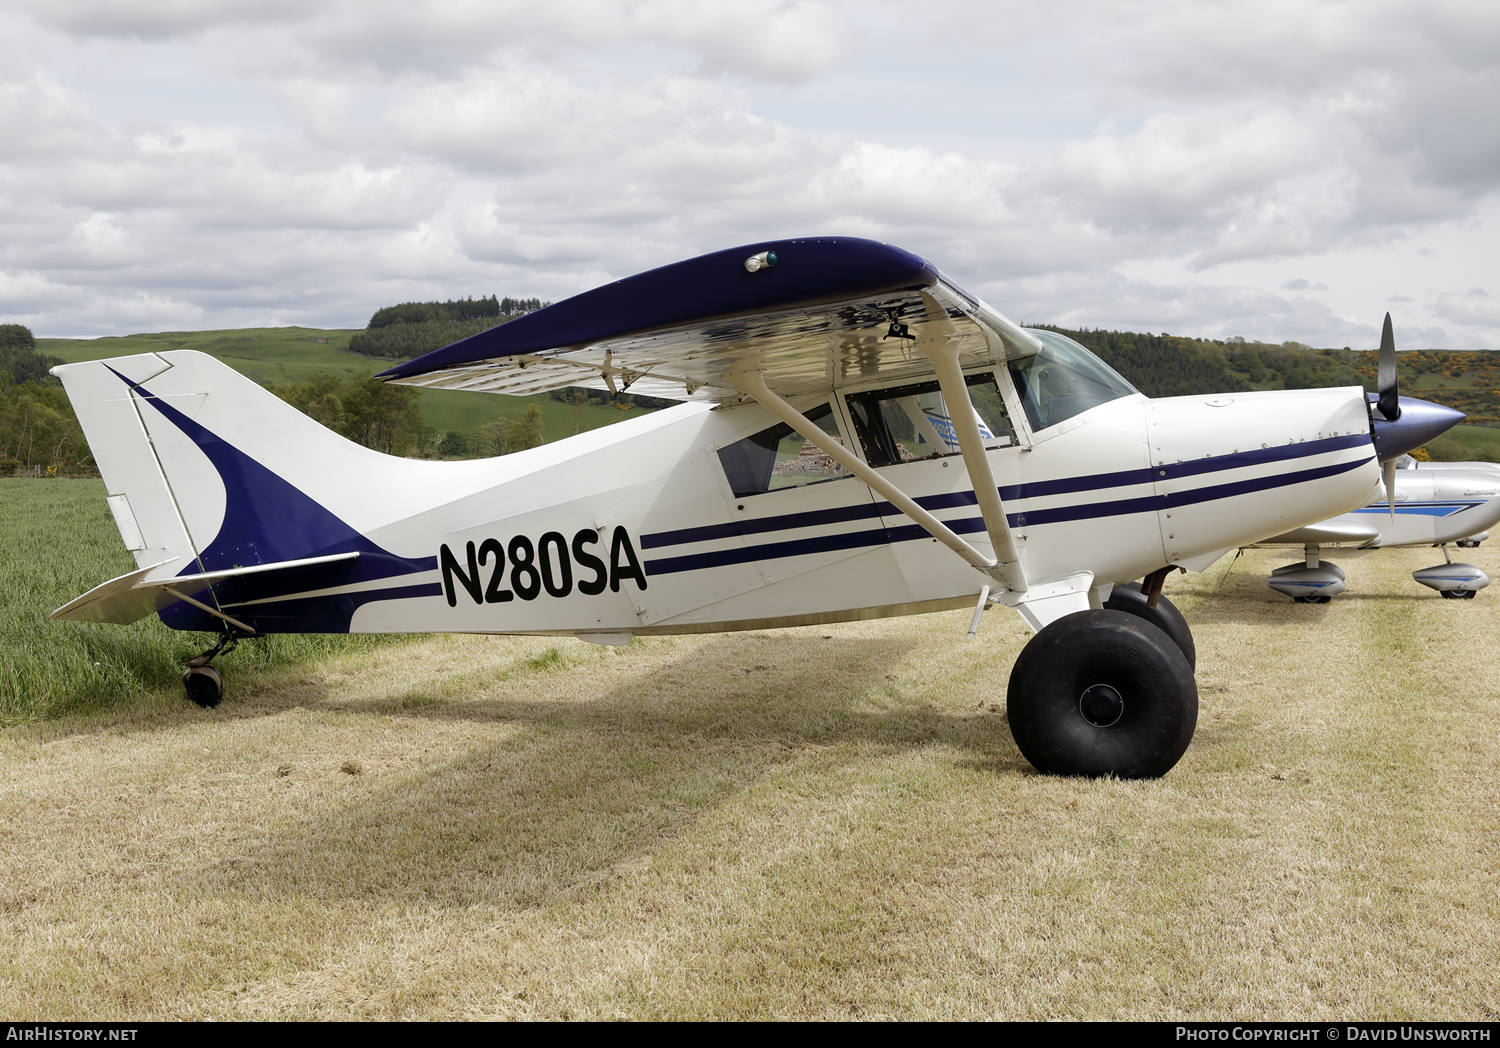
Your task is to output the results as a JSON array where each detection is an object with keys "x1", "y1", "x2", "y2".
[
  {"x1": 1256, "y1": 521, "x2": 1381, "y2": 547},
  {"x1": 50, "y1": 552, "x2": 360, "y2": 625}
]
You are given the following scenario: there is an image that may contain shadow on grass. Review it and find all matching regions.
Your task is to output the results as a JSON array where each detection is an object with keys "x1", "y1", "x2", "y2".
[{"x1": 196, "y1": 632, "x2": 1026, "y2": 911}]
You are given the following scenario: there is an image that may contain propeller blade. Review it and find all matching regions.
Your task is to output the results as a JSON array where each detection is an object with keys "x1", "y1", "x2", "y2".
[
  {"x1": 1377, "y1": 312, "x2": 1400, "y2": 421},
  {"x1": 1384, "y1": 459, "x2": 1397, "y2": 518}
]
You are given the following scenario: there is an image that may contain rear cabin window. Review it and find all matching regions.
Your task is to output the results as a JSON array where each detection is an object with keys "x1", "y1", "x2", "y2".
[
  {"x1": 844, "y1": 373, "x2": 1014, "y2": 469},
  {"x1": 717, "y1": 402, "x2": 850, "y2": 498}
]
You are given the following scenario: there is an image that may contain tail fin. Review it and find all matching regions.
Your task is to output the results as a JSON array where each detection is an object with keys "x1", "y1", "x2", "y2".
[
  {"x1": 53, "y1": 351, "x2": 443, "y2": 631},
  {"x1": 55, "y1": 352, "x2": 200, "y2": 576}
]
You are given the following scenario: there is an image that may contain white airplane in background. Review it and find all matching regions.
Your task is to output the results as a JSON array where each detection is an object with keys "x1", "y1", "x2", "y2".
[
  {"x1": 48, "y1": 239, "x2": 1463, "y2": 778},
  {"x1": 1261, "y1": 454, "x2": 1500, "y2": 602}
]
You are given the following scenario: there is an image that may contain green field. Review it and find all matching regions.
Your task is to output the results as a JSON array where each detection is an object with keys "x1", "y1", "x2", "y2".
[
  {"x1": 1432, "y1": 423, "x2": 1500, "y2": 458},
  {"x1": 0, "y1": 478, "x2": 406, "y2": 720},
  {"x1": 35, "y1": 328, "x2": 656, "y2": 443}
]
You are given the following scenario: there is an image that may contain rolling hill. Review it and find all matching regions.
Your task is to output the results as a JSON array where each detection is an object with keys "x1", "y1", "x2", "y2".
[{"x1": 34, "y1": 327, "x2": 656, "y2": 444}]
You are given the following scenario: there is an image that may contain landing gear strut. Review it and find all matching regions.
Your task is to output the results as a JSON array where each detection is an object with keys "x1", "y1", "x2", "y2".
[{"x1": 183, "y1": 630, "x2": 241, "y2": 708}]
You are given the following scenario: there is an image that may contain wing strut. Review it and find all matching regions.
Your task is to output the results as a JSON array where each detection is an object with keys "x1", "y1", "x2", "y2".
[
  {"x1": 727, "y1": 370, "x2": 1017, "y2": 588},
  {"x1": 917, "y1": 292, "x2": 1027, "y2": 593}
]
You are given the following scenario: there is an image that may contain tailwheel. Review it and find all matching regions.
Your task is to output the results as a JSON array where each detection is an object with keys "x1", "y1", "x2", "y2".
[
  {"x1": 182, "y1": 630, "x2": 240, "y2": 708},
  {"x1": 1007, "y1": 610, "x2": 1197, "y2": 779},
  {"x1": 183, "y1": 665, "x2": 223, "y2": 708}
]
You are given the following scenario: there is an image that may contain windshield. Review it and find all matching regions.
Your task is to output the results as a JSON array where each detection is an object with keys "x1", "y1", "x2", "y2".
[{"x1": 1008, "y1": 329, "x2": 1139, "y2": 432}]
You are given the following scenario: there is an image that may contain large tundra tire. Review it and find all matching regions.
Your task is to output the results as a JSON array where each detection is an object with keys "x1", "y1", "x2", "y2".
[{"x1": 1007, "y1": 610, "x2": 1197, "y2": 778}]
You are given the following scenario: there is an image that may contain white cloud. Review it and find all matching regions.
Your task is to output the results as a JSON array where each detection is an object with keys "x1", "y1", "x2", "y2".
[
  {"x1": 17, "y1": 0, "x2": 857, "y2": 84},
  {"x1": 0, "y1": 1, "x2": 1494, "y2": 347},
  {"x1": 967, "y1": 267, "x2": 1393, "y2": 348},
  {"x1": 1433, "y1": 287, "x2": 1500, "y2": 328},
  {"x1": 11, "y1": 0, "x2": 309, "y2": 41}
]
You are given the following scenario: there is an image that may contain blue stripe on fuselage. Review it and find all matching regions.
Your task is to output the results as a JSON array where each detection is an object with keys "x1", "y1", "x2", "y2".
[
  {"x1": 643, "y1": 433, "x2": 1370, "y2": 551},
  {"x1": 643, "y1": 453, "x2": 1373, "y2": 576}
]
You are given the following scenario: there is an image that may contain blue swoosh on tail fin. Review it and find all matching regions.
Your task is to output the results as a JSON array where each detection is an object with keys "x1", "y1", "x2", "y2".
[{"x1": 109, "y1": 365, "x2": 439, "y2": 632}]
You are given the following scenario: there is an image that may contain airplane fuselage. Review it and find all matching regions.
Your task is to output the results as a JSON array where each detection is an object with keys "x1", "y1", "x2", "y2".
[
  {"x1": 55, "y1": 351, "x2": 1380, "y2": 640},
  {"x1": 389, "y1": 387, "x2": 1377, "y2": 637},
  {"x1": 67, "y1": 351, "x2": 1369, "y2": 638}
]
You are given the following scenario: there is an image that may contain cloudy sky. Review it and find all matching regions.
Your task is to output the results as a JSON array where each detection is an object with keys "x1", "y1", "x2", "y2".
[{"x1": 1, "y1": 0, "x2": 1496, "y2": 348}]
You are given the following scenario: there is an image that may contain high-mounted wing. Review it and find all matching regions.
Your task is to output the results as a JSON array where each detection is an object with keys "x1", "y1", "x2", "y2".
[{"x1": 379, "y1": 238, "x2": 1044, "y2": 402}]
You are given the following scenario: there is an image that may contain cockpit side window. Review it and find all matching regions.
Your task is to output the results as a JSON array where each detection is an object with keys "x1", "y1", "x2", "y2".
[
  {"x1": 1008, "y1": 329, "x2": 1139, "y2": 432},
  {"x1": 717, "y1": 402, "x2": 850, "y2": 498},
  {"x1": 844, "y1": 373, "x2": 1014, "y2": 469}
]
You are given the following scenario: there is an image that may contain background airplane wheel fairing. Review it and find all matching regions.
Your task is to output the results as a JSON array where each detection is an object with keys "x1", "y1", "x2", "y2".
[
  {"x1": 1006, "y1": 609, "x2": 1198, "y2": 779},
  {"x1": 183, "y1": 666, "x2": 223, "y2": 708},
  {"x1": 1102, "y1": 582, "x2": 1196, "y2": 670}
]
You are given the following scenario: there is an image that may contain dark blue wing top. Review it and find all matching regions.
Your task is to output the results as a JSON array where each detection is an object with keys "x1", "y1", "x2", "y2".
[{"x1": 378, "y1": 236, "x2": 1041, "y2": 401}]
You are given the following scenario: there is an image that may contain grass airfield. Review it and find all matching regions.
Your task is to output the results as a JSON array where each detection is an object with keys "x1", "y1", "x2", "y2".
[{"x1": 2, "y1": 487, "x2": 1500, "y2": 1018}]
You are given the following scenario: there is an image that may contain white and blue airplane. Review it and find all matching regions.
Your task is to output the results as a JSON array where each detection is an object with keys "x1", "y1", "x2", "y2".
[
  {"x1": 1261, "y1": 455, "x2": 1500, "y2": 602},
  {"x1": 47, "y1": 239, "x2": 1463, "y2": 778}
]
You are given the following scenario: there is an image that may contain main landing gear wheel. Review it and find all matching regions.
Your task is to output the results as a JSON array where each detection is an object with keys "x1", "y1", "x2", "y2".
[
  {"x1": 1102, "y1": 582, "x2": 1196, "y2": 670},
  {"x1": 1007, "y1": 610, "x2": 1198, "y2": 779},
  {"x1": 1441, "y1": 589, "x2": 1477, "y2": 600},
  {"x1": 1294, "y1": 594, "x2": 1333, "y2": 605}
]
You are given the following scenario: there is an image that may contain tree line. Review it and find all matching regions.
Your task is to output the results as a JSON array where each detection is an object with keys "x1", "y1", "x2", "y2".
[
  {"x1": 436, "y1": 405, "x2": 546, "y2": 459},
  {"x1": 367, "y1": 295, "x2": 547, "y2": 329},
  {"x1": 0, "y1": 325, "x2": 93, "y2": 473},
  {"x1": 266, "y1": 373, "x2": 433, "y2": 457},
  {"x1": 1035, "y1": 326, "x2": 1373, "y2": 398},
  {"x1": 348, "y1": 295, "x2": 552, "y2": 360}
]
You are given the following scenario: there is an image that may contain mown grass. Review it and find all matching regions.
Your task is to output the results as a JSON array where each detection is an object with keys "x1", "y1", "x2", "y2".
[
  {"x1": 0, "y1": 536, "x2": 1498, "y2": 1018},
  {"x1": 0, "y1": 478, "x2": 406, "y2": 720},
  {"x1": 34, "y1": 328, "x2": 653, "y2": 441}
]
